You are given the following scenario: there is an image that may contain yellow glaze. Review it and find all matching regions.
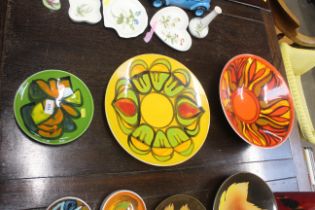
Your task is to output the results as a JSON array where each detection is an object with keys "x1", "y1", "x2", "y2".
[{"x1": 105, "y1": 54, "x2": 210, "y2": 166}]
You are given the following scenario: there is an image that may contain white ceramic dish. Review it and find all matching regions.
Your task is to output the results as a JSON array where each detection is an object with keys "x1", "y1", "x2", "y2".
[
  {"x1": 150, "y1": 6, "x2": 192, "y2": 52},
  {"x1": 68, "y1": 0, "x2": 102, "y2": 24},
  {"x1": 102, "y1": 0, "x2": 148, "y2": 38}
]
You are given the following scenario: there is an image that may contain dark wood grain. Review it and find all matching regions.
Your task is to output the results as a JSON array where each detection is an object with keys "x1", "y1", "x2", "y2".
[
  {"x1": 224, "y1": 0, "x2": 269, "y2": 10},
  {"x1": 0, "y1": 0, "x2": 8, "y2": 145},
  {"x1": 0, "y1": 0, "x2": 7, "y2": 55},
  {"x1": 0, "y1": 159, "x2": 298, "y2": 209},
  {"x1": 0, "y1": 0, "x2": 310, "y2": 209}
]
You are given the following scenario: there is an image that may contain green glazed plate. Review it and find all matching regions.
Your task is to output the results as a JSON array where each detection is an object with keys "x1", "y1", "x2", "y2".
[{"x1": 14, "y1": 70, "x2": 94, "y2": 145}]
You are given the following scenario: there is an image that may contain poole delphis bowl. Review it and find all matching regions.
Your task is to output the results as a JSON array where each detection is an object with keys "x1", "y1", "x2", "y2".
[
  {"x1": 213, "y1": 172, "x2": 277, "y2": 210},
  {"x1": 219, "y1": 54, "x2": 294, "y2": 148}
]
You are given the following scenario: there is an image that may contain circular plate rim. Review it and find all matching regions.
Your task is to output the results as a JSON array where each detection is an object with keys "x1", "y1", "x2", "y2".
[
  {"x1": 212, "y1": 172, "x2": 278, "y2": 210},
  {"x1": 14, "y1": 69, "x2": 95, "y2": 145},
  {"x1": 104, "y1": 53, "x2": 211, "y2": 166},
  {"x1": 46, "y1": 196, "x2": 92, "y2": 210},
  {"x1": 219, "y1": 54, "x2": 295, "y2": 149},
  {"x1": 100, "y1": 189, "x2": 147, "y2": 210},
  {"x1": 155, "y1": 194, "x2": 206, "y2": 210}
]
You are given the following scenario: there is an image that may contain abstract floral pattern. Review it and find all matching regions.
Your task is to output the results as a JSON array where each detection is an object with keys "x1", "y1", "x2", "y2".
[
  {"x1": 219, "y1": 182, "x2": 265, "y2": 210},
  {"x1": 150, "y1": 7, "x2": 192, "y2": 51},
  {"x1": 106, "y1": 55, "x2": 210, "y2": 166},
  {"x1": 21, "y1": 77, "x2": 82, "y2": 139},
  {"x1": 156, "y1": 194, "x2": 206, "y2": 210},
  {"x1": 101, "y1": 190, "x2": 145, "y2": 210},
  {"x1": 48, "y1": 198, "x2": 90, "y2": 210},
  {"x1": 112, "y1": 9, "x2": 142, "y2": 31},
  {"x1": 165, "y1": 203, "x2": 190, "y2": 210},
  {"x1": 220, "y1": 55, "x2": 294, "y2": 147}
]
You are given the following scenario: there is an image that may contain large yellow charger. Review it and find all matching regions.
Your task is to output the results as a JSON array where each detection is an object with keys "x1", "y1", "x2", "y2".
[{"x1": 105, "y1": 54, "x2": 210, "y2": 166}]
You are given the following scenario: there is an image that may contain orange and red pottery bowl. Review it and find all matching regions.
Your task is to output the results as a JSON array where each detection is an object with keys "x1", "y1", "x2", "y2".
[{"x1": 219, "y1": 54, "x2": 294, "y2": 148}]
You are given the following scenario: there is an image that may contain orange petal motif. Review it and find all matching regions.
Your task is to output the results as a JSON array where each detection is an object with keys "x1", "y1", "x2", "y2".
[
  {"x1": 114, "y1": 98, "x2": 137, "y2": 117},
  {"x1": 61, "y1": 104, "x2": 80, "y2": 118},
  {"x1": 220, "y1": 55, "x2": 293, "y2": 147},
  {"x1": 178, "y1": 102, "x2": 201, "y2": 119},
  {"x1": 36, "y1": 79, "x2": 59, "y2": 98}
]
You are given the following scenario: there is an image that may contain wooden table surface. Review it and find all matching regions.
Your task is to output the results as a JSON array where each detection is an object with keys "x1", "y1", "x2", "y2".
[{"x1": 0, "y1": 0, "x2": 311, "y2": 209}]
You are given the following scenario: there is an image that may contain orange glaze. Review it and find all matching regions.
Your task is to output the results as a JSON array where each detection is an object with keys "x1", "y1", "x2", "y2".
[{"x1": 102, "y1": 191, "x2": 145, "y2": 210}]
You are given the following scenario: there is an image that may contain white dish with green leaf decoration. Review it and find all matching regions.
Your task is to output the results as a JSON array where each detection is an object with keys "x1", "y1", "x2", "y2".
[
  {"x1": 68, "y1": 0, "x2": 102, "y2": 24},
  {"x1": 102, "y1": 0, "x2": 148, "y2": 38},
  {"x1": 150, "y1": 6, "x2": 192, "y2": 52}
]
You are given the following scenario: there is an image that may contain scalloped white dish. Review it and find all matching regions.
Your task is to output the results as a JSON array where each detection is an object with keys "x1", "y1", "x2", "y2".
[
  {"x1": 102, "y1": 0, "x2": 148, "y2": 38},
  {"x1": 68, "y1": 0, "x2": 102, "y2": 24},
  {"x1": 151, "y1": 6, "x2": 192, "y2": 52}
]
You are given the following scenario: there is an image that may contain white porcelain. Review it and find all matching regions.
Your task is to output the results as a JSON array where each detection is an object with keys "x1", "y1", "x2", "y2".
[
  {"x1": 189, "y1": 6, "x2": 222, "y2": 39},
  {"x1": 102, "y1": 0, "x2": 148, "y2": 38},
  {"x1": 68, "y1": 0, "x2": 102, "y2": 24},
  {"x1": 42, "y1": 0, "x2": 61, "y2": 10},
  {"x1": 150, "y1": 6, "x2": 192, "y2": 52}
]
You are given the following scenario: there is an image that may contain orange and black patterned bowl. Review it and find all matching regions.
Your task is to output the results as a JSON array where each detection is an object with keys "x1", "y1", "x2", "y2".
[{"x1": 219, "y1": 54, "x2": 294, "y2": 148}]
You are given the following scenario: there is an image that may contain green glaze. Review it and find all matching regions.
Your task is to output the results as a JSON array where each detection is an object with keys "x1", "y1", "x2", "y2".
[
  {"x1": 153, "y1": 130, "x2": 171, "y2": 148},
  {"x1": 150, "y1": 72, "x2": 170, "y2": 92},
  {"x1": 131, "y1": 73, "x2": 152, "y2": 94},
  {"x1": 14, "y1": 70, "x2": 94, "y2": 145},
  {"x1": 131, "y1": 124, "x2": 154, "y2": 145},
  {"x1": 166, "y1": 127, "x2": 190, "y2": 147}
]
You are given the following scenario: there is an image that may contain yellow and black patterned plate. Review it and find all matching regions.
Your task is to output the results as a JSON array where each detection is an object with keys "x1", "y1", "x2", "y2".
[{"x1": 105, "y1": 54, "x2": 210, "y2": 166}]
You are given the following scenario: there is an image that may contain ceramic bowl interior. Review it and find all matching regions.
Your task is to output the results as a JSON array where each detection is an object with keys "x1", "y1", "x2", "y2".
[
  {"x1": 46, "y1": 196, "x2": 91, "y2": 210},
  {"x1": 101, "y1": 190, "x2": 146, "y2": 210},
  {"x1": 14, "y1": 70, "x2": 94, "y2": 145},
  {"x1": 155, "y1": 194, "x2": 206, "y2": 210},
  {"x1": 219, "y1": 54, "x2": 294, "y2": 148},
  {"x1": 213, "y1": 172, "x2": 278, "y2": 210}
]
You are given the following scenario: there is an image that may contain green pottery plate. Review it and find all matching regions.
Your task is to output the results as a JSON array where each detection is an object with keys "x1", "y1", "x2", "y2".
[{"x1": 14, "y1": 70, "x2": 94, "y2": 145}]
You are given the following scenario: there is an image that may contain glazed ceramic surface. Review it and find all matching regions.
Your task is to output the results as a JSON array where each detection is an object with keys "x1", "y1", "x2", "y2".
[
  {"x1": 47, "y1": 196, "x2": 91, "y2": 210},
  {"x1": 105, "y1": 54, "x2": 210, "y2": 166},
  {"x1": 155, "y1": 194, "x2": 206, "y2": 210},
  {"x1": 42, "y1": 0, "x2": 61, "y2": 10},
  {"x1": 219, "y1": 54, "x2": 294, "y2": 148},
  {"x1": 213, "y1": 172, "x2": 277, "y2": 210},
  {"x1": 189, "y1": 6, "x2": 222, "y2": 39},
  {"x1": 102, "y1": 0, "x2": 148, "y2": 38},
  {"x1": 101, "y1": 190, "x2": 146, "y2": 210},
  {"x1": 68, "y1": 0, "x2": 102, "y2": 24},
  {"x1": 150, "y1": 6, "x2": 192, "y2": 52},
  {"x1": 14, "y1": 70, "x2": 94, "y2": 145},
  {"x1": 275, "y1": 192, "x2": 315, "y2": 210}
]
